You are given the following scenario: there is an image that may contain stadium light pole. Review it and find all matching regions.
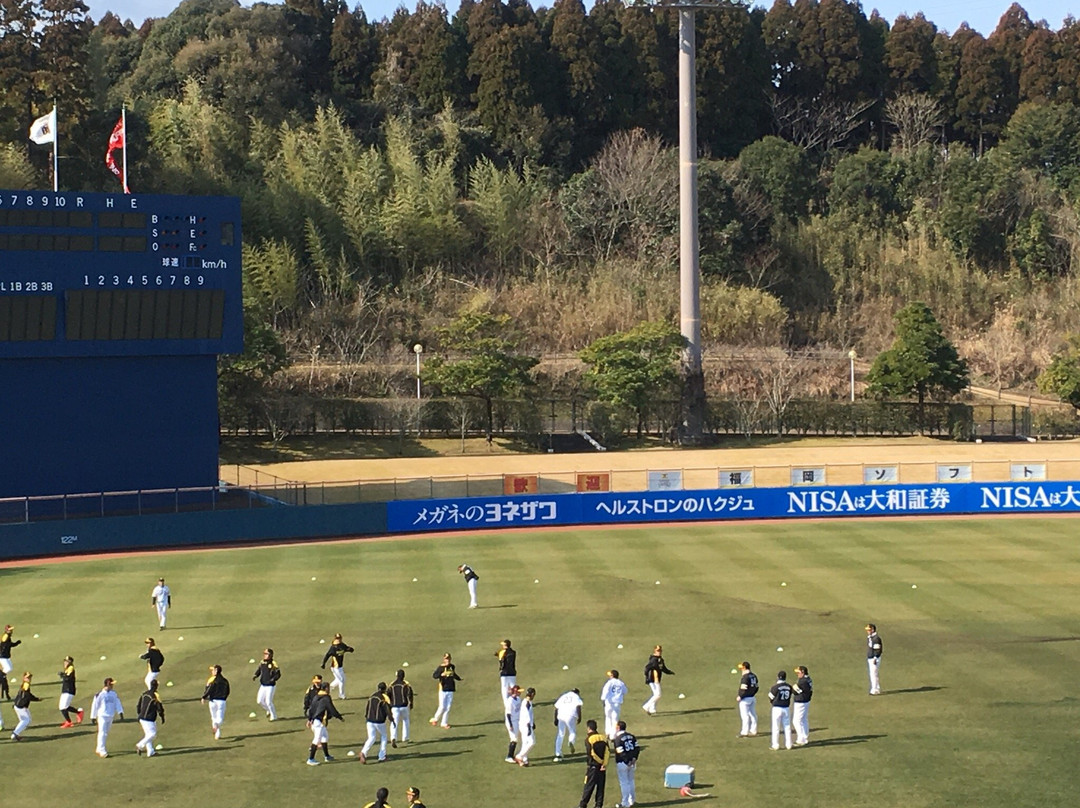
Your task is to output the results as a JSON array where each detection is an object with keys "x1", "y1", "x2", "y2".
[
  {"x1": 848, "y1": 349, "x2": 857, "y2": 402},
  {"x1": 413, "y1": 343, "x2": 424, "y2": 400},
  {"x1": 626, "y1": 0, "x2": 737, "y2": 444}
]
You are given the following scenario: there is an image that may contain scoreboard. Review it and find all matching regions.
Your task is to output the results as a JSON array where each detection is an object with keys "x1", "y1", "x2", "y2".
[
  {"x1": 0, "y1": 189, "x2": 243, "y2": 501},
  {"x1": 0, "y1": 190, "x2": 242, "y2": 357}
]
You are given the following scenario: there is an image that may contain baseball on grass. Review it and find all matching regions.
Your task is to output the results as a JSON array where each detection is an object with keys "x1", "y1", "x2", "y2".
[
  {"x1": 412, "y1": 578, "x2": 418, "y2": 582},
  {"x1": 466, "y1": 641, "x2": 472, "y2": 647},
  {"x1": 562, "y1": 665, "x2": 569, "y2": 670},
  {"x1": 177, "y1": 636, "x2": 184, "y2": 641},
  {"x1": 617, "y1": 644, "x2": 623, "y2": 649},
  {"x1": 347, "y1": 750, "x2": 355, "y2": 757},
  {"x1": 777, "y1": 646, "x2": 784, "y2": 652},
  {"x1": 33, "y1": 633, "x2": 39, "y2": 638},
  {"x1": 100, "y1": 655, "x2": 107, "y2": 660},
  {"x1": 678, "y1": 693, "x2": 686, "y2": 699},
  {"x1": 311, "y1": 577, "x2": 317, "y2": 581},
  {"x1": 155, "y1": 744, "x2": 163, "y2": 750},
  {"x1": 781, "y1": 582, "x2": 787, "y2": 587},
  {"x1": 402, "y1": 662, "x2": 409, "y2": 667},
  {"x1": 249, "y1": 712, "x2": 257, "y2": 718},
  {"x1": 249, "y1": 658, "x2": 256, "y2": 664},
  {"x1": 731, "y1": 668, "x2": 738, "y2": 674},
  {"x1": 534, "y1": 579, "x2": 539, "y2": 584},
  {"x1": 912, "y1": 584, "x2": 918, "y2": 589},
  {"x1": 655, "y1": 580, "x2": 661, "y2": 585},
  {"x1": 166, "y1": 681, "x2": 174, "y2": 687}
]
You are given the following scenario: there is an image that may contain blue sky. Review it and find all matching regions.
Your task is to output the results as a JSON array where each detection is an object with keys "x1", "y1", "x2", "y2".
[{"x1": 90, "y1": 0, "x2": 1073, "y2": 37}]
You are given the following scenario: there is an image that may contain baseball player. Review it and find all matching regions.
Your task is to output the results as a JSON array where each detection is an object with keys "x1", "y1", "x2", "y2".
[
  {"x1": 768, "y1": 670, "x2": 793, "y2": 751},
  {"x1": 496, "y1": 638, "x2": 517, "y2": 709},
  {"x1": 613, "y1": 719, "x2": 640, "y2": 808},
  {"x1": 601, "y1": 669, "x2": 628, "y2": 738},
  {"x1": 141, "y1": 638, "x2": 165, "y2": 690},
  {"x1": 736, "y1": 660, "x2": 759, "y2": 738},
  {"x1": 458, "y1": 564, "x2": 479, "y2": 608},
  {"x1": 321, "y1": 633, "x2": 354, "y2": 699},
  {"x1": 134, "y1": 679, "x2": 165, "y2": 756},
  {"x1": 0, "y1": 625, "x2": 20, "y2": 700},
  {"x1": 504, "y1": 684, "x2": 522, "y2": 762},
  {"x1": 303, "y1": 675, "x2": 325, "y2": 714},
  {"x1": 405, "y1": 786, "x2": 426, "y2": 807},
  {"x1": 515, "y1": 687, "x2": 536, "y2": 766},
  {"x1": 90, "y1": 677, "x2": 124, "y2": 757},
  {"x1": 792, "y1": 665, "x2": 813, "y2": 745},
  {"x1": 553, "y1": 687, "x2": 583, "y2": 760},
  {"x1": 201, "y1": 664, "x2": 230, "y2": 740},
  {"x1": 362, "y1": 788, "x2": 391, "y2": 808},
  {"x1": 866, "y1": 623, "x2": 883, "y2": 695},
  {"x1": 388, "y1": 669, "x2": 414, "y2": 747},
  {"x1": 57, "y1": 656, "x2": 84, "y2": 727},
  {"x1": 642, "y1": 644, "x2": 674, "y2": 715},
  {"x1": 306, "y1": 681, "x2": 344, "y2": 765},
  {"x1": 151, "y1": 578, "x2": 171, "y2": 630},
  {"x1": 579, "y1": 718, "x2": 609, "y2": 808},
  {"x1": 252, "y1": 648, "x2": 281, "y2": 721},
  {"x1": 11, "y1": 671, "x2": 41, "y2": 741},
  {"x1": 429, "y1": 652, "x2": 462, "y2": 729},
  {"x1": 360, "y1": 682, "x2": 392, "y2": 764}
]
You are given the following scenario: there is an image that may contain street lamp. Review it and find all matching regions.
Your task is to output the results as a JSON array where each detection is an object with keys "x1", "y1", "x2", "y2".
[
  {"x1": 848, "y1": 349, "x2": 857, "y2": 402},
  {"x1": 413, "y1": 343, "x2": 423, "y2": 400}
]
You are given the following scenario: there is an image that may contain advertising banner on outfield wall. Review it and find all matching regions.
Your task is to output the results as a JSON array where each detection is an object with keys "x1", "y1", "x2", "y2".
[{"x1": 386, "y1": 480, "x2": 1080, "y2": 532}]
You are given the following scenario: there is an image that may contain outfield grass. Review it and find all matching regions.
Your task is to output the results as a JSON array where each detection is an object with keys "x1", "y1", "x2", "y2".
[{"x1": 1, "y1": 516, "x2": 1078, "y2": 807}]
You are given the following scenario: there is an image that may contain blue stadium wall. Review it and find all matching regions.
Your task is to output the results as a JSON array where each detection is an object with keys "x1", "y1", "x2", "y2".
[
  {"x1": 0, "y1": 355, "x2": 219, "y2": 498},
  {"x1": 2, "y1": 480, "x2": 1079, "y2": 562}
]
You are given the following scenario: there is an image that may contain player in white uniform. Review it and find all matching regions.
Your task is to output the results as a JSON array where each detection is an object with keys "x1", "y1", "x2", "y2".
[
  {"x1": 600, "y1": 669, "x2": 628, "y2": 739},
  {"x1": 865, "y1": 623, "x2": 883, "y2": 695},
  {"x1": 151, "y1": 578, "x2": 171, "y2": 630},
  {"x1": 553, "y1": 687, "x2": 583, "y2": 760},
  {"x1": 515, "y1": 687, "x2": 536, "y2": 766},
  {"x1": 458, "y1": 564, "x2": 479, "y2": 608},
  {"x1": 503, "y1": 684, "x2": 522, "y2": 762},
  {"x1": 90, "y1": 677, "x2": 125, "y2": 757}
]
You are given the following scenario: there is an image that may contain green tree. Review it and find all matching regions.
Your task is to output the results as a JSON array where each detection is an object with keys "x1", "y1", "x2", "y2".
[
  {"x1": 955, "y1": 32, "x2": 1008, "y2": 154},
  {"x1": 218, "y1": 309, "x2": 290, "y2": 431},
  {"x1": 1019, "y1": 26, "x2": 1056, "y2": 103},
  {"x1": 737, "y1": 135, "x2": 814, "y2": 221},
  {"x1": 425, "y1": 311, "x2": 539, "y2": 442},
  {"x1": 885, "y1": 13, "x2": 938, "y2": 96},
  {"x1": 0, "y1": 0, "x2": 39, "y2": 144},
  {"x1": 866, "y1": 302, "x2": 969, "y2": 410},
  {"x1": 1037, "y1": 336, "x2": 1080, "y2": 408},
  {"x1": 827, "y1": 146, "x2": 905, "y2": 230},
  {"x1": 579, "y1": 320, "x2": 684, "y2": 436}
]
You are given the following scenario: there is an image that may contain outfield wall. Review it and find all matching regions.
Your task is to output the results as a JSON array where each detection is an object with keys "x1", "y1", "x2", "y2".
[
  {"x1": 0, "y1": 501, "x2": 385, "y2": 561},
  {"x1": 3, "y1": 480, "x2": 1079, "y2": 562}
]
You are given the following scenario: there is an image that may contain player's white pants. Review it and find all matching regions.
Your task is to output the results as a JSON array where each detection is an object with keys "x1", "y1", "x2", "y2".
[
  {"x1": 603, "y1": 703, "x2": 621, "y2": 738},
  {"x1": 771, "y1": 706, "x2": 792, "y2": 749},
  {"x1": 209, "y1": 699, "x2": 226, "y2": 734},
  {"x1": 518, "y1": 728, "x2": 535, "y2": 762},
  {"x1": 145, "y1": 670, "x2": 160, "y2": 690},
  {"x1": 257, "y1": 685, "x2": 277, "y2": 720},
  {"x1": 13, "y1": 706, "x2": 31, "y2": 737},
  {"x1": 59, "y1": 692, "x2": 74, "y2": 711},
  {"x1": 156, "y1": 602, "x2": 168, "y2": 628},
  {"x1": 793, "y1": 702, "x2": 810, "y2": 744},
  {"x1": 500, "y1": 675, "x2": 516, "y2": 705},
  {"x1": 95, "y1": 714, "x2": 114, "y2": 754},
  {"x1": 391, "y1": 706, "x2": 410, "y2": 741},
  {"x1": 555, "y1": 715, "x2": 578, "y2": 756},
  {"x1": 331, "y1": 667, "x2": 346, "y2": 699},
  {"x1": 738, "y1": 697, "x2": 757, "y2": 735},
  {"x1": 642, "y1": 682, "x2": 661, "y2": 713},
  {"x1": 617, "y1": 760, "x2": 637, "y2": 806},
  {"x1": 431, "y1": 690, "x2": 454, "y2": 726},
  {"x1": 0, "y1": 658, "x2": 12, "y2": 674},
  {"x1": 868, "y1": 657, "x2": 881, "y2": 694},
  {"x1": 136, "y1": 719, "x2": 158, "y2": 755},
  {"x1": 467, "y1": 578, "x2": 478, "y2": 607},
  {"x1": 362, "y1": 721, "x2": 389, "y2": 760},
  {"x1": 310, "y1": 718, "x2": 328, "y2": 745},
  {"x1": 505, "y1": 709, "x2": 520, "y2": 742}
]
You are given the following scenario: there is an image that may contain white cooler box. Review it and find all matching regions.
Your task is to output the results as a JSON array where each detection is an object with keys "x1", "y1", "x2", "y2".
[{"x1": 664, "y1": 764, "x2": 695, "y2": 788}]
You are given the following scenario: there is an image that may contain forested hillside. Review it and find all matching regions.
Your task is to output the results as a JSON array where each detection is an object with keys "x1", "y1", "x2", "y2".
[{"x1": 3, "y1": 0, "x2": 1079, "y2": 412}]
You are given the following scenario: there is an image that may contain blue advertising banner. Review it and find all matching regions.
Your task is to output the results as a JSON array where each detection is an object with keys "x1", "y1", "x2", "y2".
[{"x1": 386, "y1": 480, "x2": 1080, "y2": 533}]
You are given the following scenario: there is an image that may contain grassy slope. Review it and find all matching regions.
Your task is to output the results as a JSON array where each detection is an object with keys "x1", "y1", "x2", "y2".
[{"x1": 1, "y1": 516, "x2": 1078, "y2": 806}]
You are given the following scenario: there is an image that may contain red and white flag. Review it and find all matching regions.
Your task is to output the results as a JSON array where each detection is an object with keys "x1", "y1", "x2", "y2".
[{"x1": 105, "y1": 114, "x2": 129, "y2": 193}]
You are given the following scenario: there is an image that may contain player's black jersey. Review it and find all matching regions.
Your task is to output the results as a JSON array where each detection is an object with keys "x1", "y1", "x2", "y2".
[
  {"x1": 614, "y1": 730, "x2": 639, "y2": 764},
  {"x1": 769, "y1": 681, "x2": 793, "y2": 707},
  {"x1": 739, "y1": 671, "x2": 759, "y2": 698},
  {"x1": 793, "y1": 675, "x2": 813, "y2": 703},
  {"x1": 867, "y1": 632, "x2": 882, "y2": 659}
]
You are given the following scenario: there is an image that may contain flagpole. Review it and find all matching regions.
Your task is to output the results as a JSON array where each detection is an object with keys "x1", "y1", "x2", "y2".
[
  {"x1": 52, "y1": 103, "x2": 58, "y2": 192},
  {"x1": 122, "y1": 106, "x2": 129, "y2": 194}
]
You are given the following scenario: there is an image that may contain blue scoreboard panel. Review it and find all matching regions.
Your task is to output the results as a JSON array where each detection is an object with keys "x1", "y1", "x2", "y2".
[
  {"x1": 0, "y1": 190, "x2": 243, "y2": 500},
  {"x1": 0, "y1": 190, "x2": 241, "y2": 357}
]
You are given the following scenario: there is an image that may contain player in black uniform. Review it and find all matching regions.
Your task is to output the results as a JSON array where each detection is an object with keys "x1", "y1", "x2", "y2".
[
  {"x1": 736, "y1": 660, "x2": 759, "y2": 738},
  {"x1": 642, "y1": 645, "x2": 674, "y2": 714},
  {"x1": 58, "y1": 656, "x2": 84, "y2": 727},
  {"x1": 458, "y1": 564, "x2": 479, "y2": 608},
  {"x1": 768, "y1": 670, "x2": 793, "y2": 751},
  {"x1": 388, "y1": 669, "x2": 414, "y2": 747},
  {"x1": 253, "y1": 648, "x2": 281, "y2": 720},
  {"x1": 579, "y1": 719, "x2": 609, "y2": 808},
  {"x1": 306, "y1": 683, "x2": 344, "y2": 765},
  {"x1": 0, "y1": 625, "x2": 21, "y2": 700},
  {"x1": 496, "y1": 638, "x2": 517, "y2": 710},
  {"x1": 321, "y1": 634, "x2": 354, "y2": 699},
  {"x1": 135, "y1": 679, "x2": 166, "y2": 756},
  {"x1": 360, "y1": 682, "x2": 392, "y2": 763},
  {"x1": 792, "y1": 665, "x2": 813, "y2": 745},
  {"x1": 405, "y1": 785, "x2": 426, "y2": 807},
  {"x1": 613, "y1": 720, "x2": 640, "y2": 808},
  {"x1": 430, "y1": 653, "x2": 462, "y2": 728},
  {"x1": 865, "y1": 623, "x2": 883, "y2": 695}
]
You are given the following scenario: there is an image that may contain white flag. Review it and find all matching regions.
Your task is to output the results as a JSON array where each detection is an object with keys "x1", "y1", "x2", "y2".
[{"x1": 29, "y1": 109, "x2": 57, "y2": 145}]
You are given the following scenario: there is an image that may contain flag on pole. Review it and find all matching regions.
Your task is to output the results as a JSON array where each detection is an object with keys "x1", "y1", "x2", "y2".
[
  {"x1": 29, "y1": 109, "x2": 57, "y2": 145},
  {"x1": 105, "y1": 114, "x2": 129, "y2": 193}
]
